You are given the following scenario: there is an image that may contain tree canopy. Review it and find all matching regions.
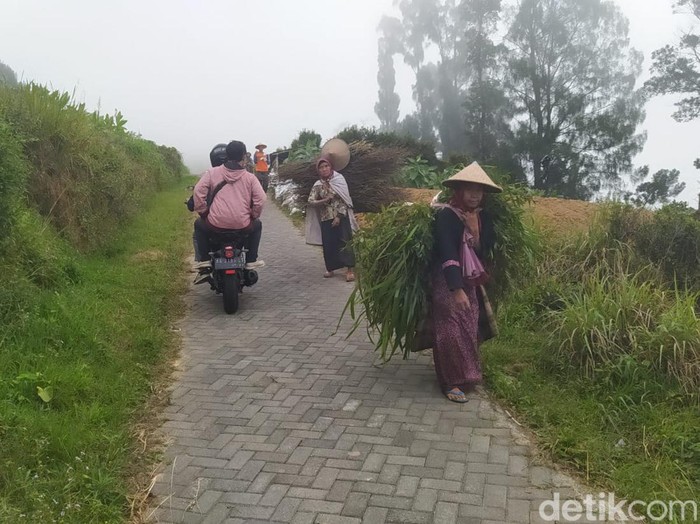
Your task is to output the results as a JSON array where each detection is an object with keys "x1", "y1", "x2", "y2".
[
  {"x1": 645, "y1": 0, "x2": 700, "y2": 182},
  {"x1": 375, "y1": 0, "x2": 648, "y2": 199},
  {"x1": 645, "y1": 0, "x2": 700, "y2": 122}
]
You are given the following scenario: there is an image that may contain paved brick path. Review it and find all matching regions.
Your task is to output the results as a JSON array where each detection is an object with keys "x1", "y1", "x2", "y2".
[{"x1": 149, "y1": 203, "x2": 600, "y2": 524}]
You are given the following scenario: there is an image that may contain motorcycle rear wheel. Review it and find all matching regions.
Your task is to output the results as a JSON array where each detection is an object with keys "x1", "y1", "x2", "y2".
[{"x1": 222, "y1": 273, "x2": 239, "y2": 314}]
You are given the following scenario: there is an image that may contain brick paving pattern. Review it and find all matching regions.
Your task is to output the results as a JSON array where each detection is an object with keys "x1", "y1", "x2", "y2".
[{"x1": 149, "y1": 203, "x2": 607, "y2": 523}]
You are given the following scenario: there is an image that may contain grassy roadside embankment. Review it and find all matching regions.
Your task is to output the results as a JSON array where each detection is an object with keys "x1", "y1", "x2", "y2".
[
  {"x1": 481, "y1": 207, "x2": 700, "y2": 520},
  {"x1": 0, "y1": 179, "x2": 195, "y2": 522},
  {"x1": 0, "y1": 76, "x2": 197, "y2": 521},
  {"x1": 483, "y1": 325, "x2": 699, "y2": 511}
]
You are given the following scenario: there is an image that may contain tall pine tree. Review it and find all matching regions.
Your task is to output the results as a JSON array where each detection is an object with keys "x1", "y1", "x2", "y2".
[
  {"x1": 375, "y1": 17, "x2": 402, "y2": 131},
  {"x1": 376, "y1": 0, "x2": 471, "y2": 154},
  {"x1": 460, "y1": 0, "x2": 520, "y2": 177},
  {"x1": 506, "y1": 0, "x2": 646, "y2": 199}
]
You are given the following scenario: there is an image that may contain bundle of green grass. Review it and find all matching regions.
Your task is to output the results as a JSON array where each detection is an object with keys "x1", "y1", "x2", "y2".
[
  {"x1": 344, "y1": 203, "x2": 435, "y2": 362},
  {"x1": 344, "y1": 171, "x2": 533, "y2": 362}
]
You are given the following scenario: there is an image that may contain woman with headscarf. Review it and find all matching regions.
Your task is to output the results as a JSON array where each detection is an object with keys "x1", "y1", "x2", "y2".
[
  {"x1": 306, "y1": 156, "x2": 359, "y2": 282},
  {"x1": 431, "y1": 162, "x2": 501, "y2": 403}
]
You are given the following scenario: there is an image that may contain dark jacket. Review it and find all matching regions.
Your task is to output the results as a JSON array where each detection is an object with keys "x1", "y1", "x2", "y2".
[{"x1": 434, "y1": 207, "x2": 495, "y2": 291}]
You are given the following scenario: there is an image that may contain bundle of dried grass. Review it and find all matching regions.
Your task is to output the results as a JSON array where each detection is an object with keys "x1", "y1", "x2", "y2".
[{"x1": 277, "y1": 140, "x2": 406, "y2": 213}]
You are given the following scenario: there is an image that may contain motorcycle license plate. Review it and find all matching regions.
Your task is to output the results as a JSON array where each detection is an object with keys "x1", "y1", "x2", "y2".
[{"x1": 214, "y1": 256, "x2": 245, "y2": 269}]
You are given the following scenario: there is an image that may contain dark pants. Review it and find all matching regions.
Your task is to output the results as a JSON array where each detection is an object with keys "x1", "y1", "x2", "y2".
[
  {"x1": 320, "y1": 216, "x2": 355, "y2": 271},
  {"x1": 255, "y1": 171, "x2": 269, "y2": 192},
  {"x1": 193, "y1": 217, "x2": 262, "y2": 262}
]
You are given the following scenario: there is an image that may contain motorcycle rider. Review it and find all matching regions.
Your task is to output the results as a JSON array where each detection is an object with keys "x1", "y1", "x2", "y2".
[
  {"x1": 193, "y1": 140, "x2": 266, "y2": 282},
  {"x1": 190, "y1": 143, "x2": 228, "y2": 266}
]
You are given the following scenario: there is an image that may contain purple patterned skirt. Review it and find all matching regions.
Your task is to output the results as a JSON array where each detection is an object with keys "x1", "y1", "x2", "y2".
[{"x1": 430, "y1": 265, "x2": 482, "y2": 391}]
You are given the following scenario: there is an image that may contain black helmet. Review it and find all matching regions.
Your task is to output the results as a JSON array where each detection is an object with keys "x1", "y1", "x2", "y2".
[{"x1": 209, "y1": 143, "x2": 228, "y2": 167}]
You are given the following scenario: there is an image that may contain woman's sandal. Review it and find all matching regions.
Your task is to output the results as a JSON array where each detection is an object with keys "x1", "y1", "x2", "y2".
[
  {"x1": 323, "y1": 271, "x2": 334, "y2": 278},
  {"x1": 346, "y1": 271, "x2": 355, "y2": 282},
  {"x1": 445, "y1": 388, "x2": 469, "y2": 403}
]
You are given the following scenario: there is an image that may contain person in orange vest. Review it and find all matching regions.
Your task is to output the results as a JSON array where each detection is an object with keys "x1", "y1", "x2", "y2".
[{"x1": 254, "y1": 143, "x2": 270, "y2": 192}]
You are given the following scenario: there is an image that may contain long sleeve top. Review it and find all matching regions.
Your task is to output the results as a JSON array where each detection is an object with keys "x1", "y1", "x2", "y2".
[
  {"x1": 194, "y1": 165, "x2": 267, "y2": 230},
  {"x1": 434, "y1": 207, "x2": 495, "y2": 291},
  {"x1": 308, "y1": 182, "x2": 348, "y2": 222}
]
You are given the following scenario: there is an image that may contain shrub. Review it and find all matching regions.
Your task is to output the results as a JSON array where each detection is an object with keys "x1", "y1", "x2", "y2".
[
  {"x1": 398, "y1": 156, "x2": 444, "y2": 188},
  {"x1": 290, "y1": 129, "x2": 322, "y2": 150},
  {"x1": 0, "y1": 83, "x2": 185, "y2": 250},
  {"x1": 288, "y1": 141, "x2": 320, "y2": 162},
  {"x1": 634, "y1": 203, "x2": 700, "y2": 290},
  {"x1": 545, "y1": 251, "x2": 700, "y2": 404},
  {"x1": 337, "y1": 125, "x2": 438, "y2": 165},
  {"x1": 601, "y1": 202, "x2": 700, "y2": 290}
]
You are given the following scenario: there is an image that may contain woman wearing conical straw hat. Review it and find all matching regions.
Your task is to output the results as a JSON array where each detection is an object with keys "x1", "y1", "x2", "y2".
[
  {"x1": 305, "y1": 139, "x2": 359, "y2": 282},
  {"x1": 431, "y1": 161, "x2": 500, "y2": 403}
]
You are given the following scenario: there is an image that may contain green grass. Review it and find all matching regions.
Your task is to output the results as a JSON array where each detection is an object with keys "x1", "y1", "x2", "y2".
[
  {"x1": 0, "y1": 179, "x2": 195, "y2": 523},
  {"x1": 341, "y1": 194, "x2": 699, "y2": 518},
  {"x1": 481, "y1": 226, "x2": 699, "y2": 521},
  {"x1": 482, "y1": 325, "x2": 700, "y2": 517}
]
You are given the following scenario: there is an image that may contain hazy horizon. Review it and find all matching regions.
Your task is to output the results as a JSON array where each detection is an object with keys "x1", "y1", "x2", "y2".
[{"x1": 1, "y1": 0, "x2": 698, "y2": 205}]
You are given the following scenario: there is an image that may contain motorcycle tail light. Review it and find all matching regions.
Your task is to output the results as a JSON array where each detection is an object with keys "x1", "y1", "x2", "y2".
[{"x1": 224, "y1": 246, "x2": 234, "y2": 258}]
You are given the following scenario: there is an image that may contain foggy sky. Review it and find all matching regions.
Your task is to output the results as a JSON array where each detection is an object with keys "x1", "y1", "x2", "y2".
[{"x1": 1, "y1": 0, "x2": 698, "y2": 205}]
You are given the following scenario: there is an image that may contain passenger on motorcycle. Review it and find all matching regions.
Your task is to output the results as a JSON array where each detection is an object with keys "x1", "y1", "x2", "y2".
[
  {"x1": 192, "y1": 141, "x2": 267, "y2": 279},
  {"x1": 209, "y1": 142, "x2": 227, "y2": 168},
  {"x1": 190, "y1": 143, "x2": 227, "y2": 262}
]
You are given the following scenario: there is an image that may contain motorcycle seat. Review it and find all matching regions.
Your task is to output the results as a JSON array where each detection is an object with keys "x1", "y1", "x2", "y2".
[{"x1": 208, "y1": 230, "x2": 248, "y2": 245}]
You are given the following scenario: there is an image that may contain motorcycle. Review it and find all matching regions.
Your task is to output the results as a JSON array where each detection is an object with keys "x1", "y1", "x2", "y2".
[
  {"x1": 186, "y1": 185, "x2": 259, "y2": 315},
  {"x1": 197, "y1": 230, "x2": 259, "y2": 314}
]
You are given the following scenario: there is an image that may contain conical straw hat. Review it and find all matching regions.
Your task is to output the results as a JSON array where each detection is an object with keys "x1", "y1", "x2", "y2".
[
  {"x1": 320, "y1": 138, "x2": 351, "y2": 171},
  {"x1": 442, "y1": 161, "x2": 502, "y2": 193}
]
